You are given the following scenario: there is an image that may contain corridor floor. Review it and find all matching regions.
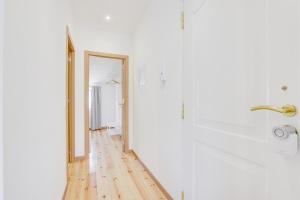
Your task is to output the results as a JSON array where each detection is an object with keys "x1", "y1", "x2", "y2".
[{"x1": 64, "y1": 130, "x2": 168, "y2": 200}]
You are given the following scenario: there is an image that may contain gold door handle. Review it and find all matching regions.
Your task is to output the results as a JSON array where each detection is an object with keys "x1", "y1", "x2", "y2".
[{"x1": 250, "y1": 104, "x2": 297, "y2": 117}]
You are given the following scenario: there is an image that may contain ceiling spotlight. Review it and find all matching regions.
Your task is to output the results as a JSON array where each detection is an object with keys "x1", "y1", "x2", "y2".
[{"x1": 105, "y1": 15, "x2": 111, "y2": 20}]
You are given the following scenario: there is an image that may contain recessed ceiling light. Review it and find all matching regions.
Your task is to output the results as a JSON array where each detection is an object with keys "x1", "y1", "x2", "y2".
[{"x1": 105, "y1": 15, "x2": 111, "y2": 20}]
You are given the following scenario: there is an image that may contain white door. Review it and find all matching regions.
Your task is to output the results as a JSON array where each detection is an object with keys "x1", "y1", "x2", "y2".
[{"x1": 183, "y1": 0, "x2": 300, "y2": 199}]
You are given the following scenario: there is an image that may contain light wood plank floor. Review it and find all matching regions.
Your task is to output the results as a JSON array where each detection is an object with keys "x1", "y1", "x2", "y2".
[{"x1": 64, "y1": 130, "x2": 168, "y2": 200}]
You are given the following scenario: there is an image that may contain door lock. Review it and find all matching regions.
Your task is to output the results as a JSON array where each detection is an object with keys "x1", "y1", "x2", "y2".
[
  {"x1": 272, "y1": 125, "x2": 298, "y2": 156},
  {"x1": 272, "y1": 125, "x2": 297, "y2": 140}
]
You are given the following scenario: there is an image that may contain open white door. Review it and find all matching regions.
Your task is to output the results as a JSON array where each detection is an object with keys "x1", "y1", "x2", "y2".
[{"x1": 183, "y1": 0, "x2": 300, "y2": 199}]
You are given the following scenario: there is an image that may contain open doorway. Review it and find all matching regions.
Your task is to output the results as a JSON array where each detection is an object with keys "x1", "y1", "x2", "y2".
[{"x1": 84, "y1": 51, "x2": 129, "y2": 157}]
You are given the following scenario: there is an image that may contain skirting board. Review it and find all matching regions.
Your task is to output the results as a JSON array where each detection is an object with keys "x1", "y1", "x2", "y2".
[
  {"x1": 62, "y1": 183, "x2": 68, "y2": 200},
  {"x1": 89, "y1": 127, "x2": 115, "y2": 131},
  {"x1": 130, "y1": 150, "x2": 173, "y2": 200},
  {"x1": 74, "y1": 155, "x2": 86, "y2": 161}
]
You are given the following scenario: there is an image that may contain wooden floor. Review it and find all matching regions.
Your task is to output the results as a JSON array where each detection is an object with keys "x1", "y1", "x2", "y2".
[{"x1": 64, "y1": 130, "x2": 168, "y2": 200}]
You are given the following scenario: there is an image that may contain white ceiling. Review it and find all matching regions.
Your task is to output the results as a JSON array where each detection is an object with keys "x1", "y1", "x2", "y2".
[
  {"x1": 89, "y1": 56, "x2": 122, "y2": 85},
  {"x1": 71, "y1": 0, "x2": 150, "y2": 33}
]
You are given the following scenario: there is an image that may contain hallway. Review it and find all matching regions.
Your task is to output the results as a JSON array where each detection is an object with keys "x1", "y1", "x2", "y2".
[
  {"x1": 3, "y1": 0, "x2": 300, "y2": 199},
  {"x1": 65, "y1": 130, "x2": 168, "y2": 200}
]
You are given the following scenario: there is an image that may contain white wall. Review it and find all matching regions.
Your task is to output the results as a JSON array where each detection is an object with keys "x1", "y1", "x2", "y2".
[
  {"x1": 101, "y1": 85, "x2": 116, "y2": 127},
  {"x1": 73, "y1": 26, "x2": 134, "y2": 156},
  {"x1": 133, "y1": 0, "x2": 183, "y2": 199},
  {"x1": 0, "y1": 0, "x2": 4, "y2": 198},
  {"x1": 3, "y1": 0, "x2": 73, "y2": 199},
  {"x1": 89, "y1": 56, "x2": 122, "y2": 85}
]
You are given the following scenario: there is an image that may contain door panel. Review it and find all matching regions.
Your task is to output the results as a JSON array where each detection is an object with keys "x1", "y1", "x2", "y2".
[
  {"x1": 194, "y1": 142, "x2": 267, "y2": 200},
  {"x1": 193, "y1": 0, "x2": 268, "y2": 139},
  {"x1": 183, "y1": 0, "x2": 300, "y2": 199}
]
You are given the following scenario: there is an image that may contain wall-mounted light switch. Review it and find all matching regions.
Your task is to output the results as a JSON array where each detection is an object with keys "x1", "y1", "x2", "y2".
[{"x1": 160, "y1": 64, "x2": 167, "y2": 83}]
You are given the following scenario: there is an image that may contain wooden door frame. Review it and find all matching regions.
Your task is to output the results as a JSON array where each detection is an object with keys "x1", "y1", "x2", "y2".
[
  {"x1": 84, "y1": 51, "x2": 129, "y2": 157},
  {"x1": 66, "y1": 27, "x2": 75, "y2": 164}
]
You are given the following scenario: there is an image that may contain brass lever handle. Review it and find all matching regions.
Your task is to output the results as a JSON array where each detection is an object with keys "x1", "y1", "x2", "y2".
[{"x1": 250, "y1": 104, "x2": 297, "y2": 117}]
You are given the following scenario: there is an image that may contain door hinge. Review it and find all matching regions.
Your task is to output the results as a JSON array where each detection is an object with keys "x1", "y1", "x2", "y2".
[
  {"x1": 181, "y1": 102, "x2": 185, "y2": 119},
  {"x1": 182, "y1": 191, "x2": 185, "y2": 200},
  {"x1": 181, "y1": 11, "x2": 185, "y2": 30}
]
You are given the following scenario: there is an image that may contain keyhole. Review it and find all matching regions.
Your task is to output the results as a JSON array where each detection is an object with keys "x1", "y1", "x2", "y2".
[{"x1": 281, "y1": 85, "x2": 288, "y2": 91}]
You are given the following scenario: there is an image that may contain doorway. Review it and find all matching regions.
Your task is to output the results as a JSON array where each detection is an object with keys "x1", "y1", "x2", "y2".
[
  {"x1": 66, "y1": 27, "x2": 75, "y2": 163},
  {"x1": 84, "y1": 51, "x2": 129, "y2": 157}
]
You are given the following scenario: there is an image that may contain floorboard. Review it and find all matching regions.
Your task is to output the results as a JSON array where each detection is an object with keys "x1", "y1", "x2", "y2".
[{"x1": 64, "y1": 130, "x2": 168, "y2": 200}]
